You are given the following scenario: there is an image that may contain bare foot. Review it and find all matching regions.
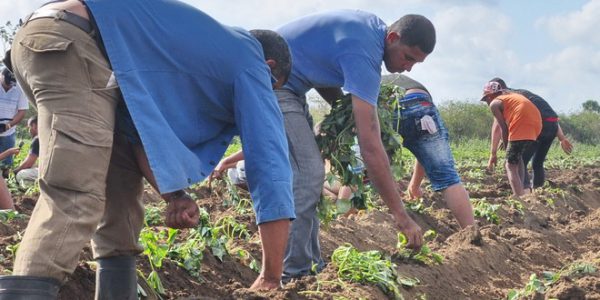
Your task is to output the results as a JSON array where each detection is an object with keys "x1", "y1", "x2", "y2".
[{"x1": 249, "y1": 275, "x2": 281, "y2": 291}]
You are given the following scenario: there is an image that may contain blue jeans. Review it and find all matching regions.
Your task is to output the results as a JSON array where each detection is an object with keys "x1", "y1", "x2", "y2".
[
  {"x1": 0, "y1": 133, "x2": 16, "y2": 168},
  {"x1": 395, "y1": 104, "x2": 461, "y2": 191}
]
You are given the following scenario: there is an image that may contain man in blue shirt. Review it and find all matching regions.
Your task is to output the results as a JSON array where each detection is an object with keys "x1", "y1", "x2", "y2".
[
  {"x1": 275, "y1": 10, "x2": 436, "y2": 280},
  {"x1": 2, "y1": 0, "x2": 294, "y2": 298}
]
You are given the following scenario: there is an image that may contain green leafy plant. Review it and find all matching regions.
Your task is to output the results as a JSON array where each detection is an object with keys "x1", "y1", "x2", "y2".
[
  {"x1": 395, "y1": 230, "x2": 443, "y2": 265},
  {"x1": 507, "y1": 260, "x2": 598, "y2": 300},
  {"x1": 139, "y1": 227, "x2": 178, "y2": 297},
  {"x1": 316, "y1": 84, "x2": 405, "y2": 209},
  {"x1": 331, "y1": 243, "x2": 412, "y2": 300},
  {"x1": 503, "y1": 199, "x2": 524, "y2": 215},
  {"x1": 471, "y1": 198, "x2": 500, "y2": 224},
  {"x1": 144, "y1": 206, "x2": 163, "y2": 226},
  {"x1": 0, "y1": 209, "x2": 23, "y2": 222}
]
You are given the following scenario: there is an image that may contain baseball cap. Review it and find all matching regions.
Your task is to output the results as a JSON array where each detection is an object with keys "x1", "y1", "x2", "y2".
[{"x1": 480, "y1": 81, "x2": 503, "y2": 101}]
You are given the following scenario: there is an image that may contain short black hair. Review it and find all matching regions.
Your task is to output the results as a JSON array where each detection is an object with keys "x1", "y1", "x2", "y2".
[
  {"x1": 249, "y1": 29, "x2": 292, "y2": 83},
  {"x1": 388, "y1": 14, "x2": 436, "y2": 54},
  {"x1": 489, "y1": 77, "x2": 508, "y2": 89},
  {"x1": 1, "y1": 67, "x2": 15, "y2": 85},
  {"x1": 28, "y1": 116, "x2": 38, "y2": 126}
]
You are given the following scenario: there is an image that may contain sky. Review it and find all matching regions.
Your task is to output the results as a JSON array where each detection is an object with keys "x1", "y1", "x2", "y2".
[{"x1": 2, "y1": 0, "x2": 599, "y2": 113}]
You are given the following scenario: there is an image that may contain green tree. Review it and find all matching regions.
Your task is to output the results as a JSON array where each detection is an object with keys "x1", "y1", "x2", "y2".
[
  {"x1": 582, "y1": 99, "x2": 600, "y2": 113},
  {"x1": 1, "y1": 21, "x2": 19, "y2": 61},
  {"x1": 438, "y1": 100, "x2": 494, "y2": 142}
]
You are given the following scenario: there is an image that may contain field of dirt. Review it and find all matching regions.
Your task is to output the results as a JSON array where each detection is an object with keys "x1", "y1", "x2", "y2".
[{"x1": 0, "y1": 163, "x2": 598, "y2": 300}]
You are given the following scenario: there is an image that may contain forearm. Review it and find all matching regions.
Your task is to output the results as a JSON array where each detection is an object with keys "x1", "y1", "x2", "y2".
[
  {"x1": 14, "y1": 155, "x2": 36, "y2": 173},
  {"x1": 10, "y1": 110, "x2": 26, "y2": 126},
  {"x1": 409, "y1": 160, "x2": 425, "y2": 187},
  {"x1": 490, "y1": 120, "x2": 501, "y2": 155},
  {"x1": 556, "y1": 124, "x2": 567, "y2": 141},
  {"x1": 221, "y1": 150, "x2": 244, "y2": 166},
  {"x1": 353, "y1": 97, "x2": 408, "y2": 217}
]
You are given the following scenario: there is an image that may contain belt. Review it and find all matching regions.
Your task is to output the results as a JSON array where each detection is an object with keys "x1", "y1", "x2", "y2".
[
  {"x1": 398, "y1": 100, "x2": 433, "y2": 109},
  {"x1": 25, "y1": 9, "x2": 92, "y2": 34},
  {"x1": 543, "y1": 117, "x2": 559, "y2": 122}
]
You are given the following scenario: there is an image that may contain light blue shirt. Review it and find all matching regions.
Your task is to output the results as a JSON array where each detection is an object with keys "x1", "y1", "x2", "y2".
[
  {"x1": 277, "y1": 10, "x2": 387, "y2": 105},
  {"x1": 86, "y1": 0, "x2": 294, "y2": 223}
]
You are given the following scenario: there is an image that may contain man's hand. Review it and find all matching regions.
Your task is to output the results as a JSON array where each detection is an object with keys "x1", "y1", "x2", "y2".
[
  {"x1": 163, "y1": 191, "x2": 199, "y2": 229},
  {"x1": 487, "y1": 154, "x2": 497, "y2": 171},
  {"x1": 560, "y1": 139, "x2": 573, "y2": 155},
  {"x1": 393, "y1": 211, "x2": 423, "y2": 249},
  {"x1": 406, "y1": 185, "x2": 423, "y2": 200},
  {"x1": 5, "y1": 147, "x2": 19, "y2": 156},
  {"x1": 208, "y1": 159, "x2": 237, "y2": 190}
]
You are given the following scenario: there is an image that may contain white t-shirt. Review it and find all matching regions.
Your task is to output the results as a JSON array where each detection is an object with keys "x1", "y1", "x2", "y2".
[{"x1": 0, "y1": 83, "x2": 28, "y2": 137}]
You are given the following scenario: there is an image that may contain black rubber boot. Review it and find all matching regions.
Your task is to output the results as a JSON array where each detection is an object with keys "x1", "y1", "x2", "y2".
[
  {"x1": 95, "y1": 255, "x2": 138, "y2": 300},
  {"x1": 0, "y1": 275, "x2": 60, "y2": 300}
]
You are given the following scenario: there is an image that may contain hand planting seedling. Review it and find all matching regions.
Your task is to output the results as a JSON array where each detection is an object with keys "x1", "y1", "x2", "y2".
[{"x1": 396, "y1": 230, "x2": 443, "y2": 265}]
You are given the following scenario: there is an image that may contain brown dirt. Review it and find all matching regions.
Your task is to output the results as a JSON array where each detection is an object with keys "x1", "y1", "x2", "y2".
[{"x1": 0, "y1": 165, "x2": 598, "y2": 300}]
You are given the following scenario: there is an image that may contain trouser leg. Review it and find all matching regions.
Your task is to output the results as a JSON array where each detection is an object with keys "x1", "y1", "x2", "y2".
[
  {"x1": 275, "y1": 90, "x2": 325, "y2": 278},
  {"x1": 10, "y1": 18, "x2": 118, "y2": 282},
  {"x1": 531, "y1": 136, "x2": 554, "y2": 188}
]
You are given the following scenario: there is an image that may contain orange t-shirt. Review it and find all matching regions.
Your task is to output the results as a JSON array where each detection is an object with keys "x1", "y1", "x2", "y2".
[{"x1": 496, "y1": 93, "x2": 542, "y2": 141}]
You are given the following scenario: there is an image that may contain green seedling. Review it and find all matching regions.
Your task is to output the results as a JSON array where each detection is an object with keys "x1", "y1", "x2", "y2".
[
  {"x1": 503, "y1": 199, "x2": 524, "y2": 215},
  {"x1": 332, "y1": 243, "x2": 417, "y2": 300},
  {"x1": 471, "y1": 198, "x2": 500, "y2": 224},
  {"x1": 144, "y1": 206, "x2": 163, "y2": 226},
  {"x1": 507, "y1": 260, "x2": 598, "y2": 300},
  {"x1": 396, "y1": 230, "x2": 443, "y2": 265},
  {"x1": 0, "y1": 209, "x2": 23, "y2": 222}
]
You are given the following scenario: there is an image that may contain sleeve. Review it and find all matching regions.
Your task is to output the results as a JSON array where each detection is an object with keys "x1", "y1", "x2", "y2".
[
  {"x1": 338, "y1": 54, "x2": 382, "y2": 105},
  {"x1": 30, "y1": 138, "x2": 40, "y2": 156},
  {"x1": 16, "y1": 85, "x2": 29, "y2": 110},
  {"x1": 232, "y1": 66, "x2": 295, "y2": 224}
]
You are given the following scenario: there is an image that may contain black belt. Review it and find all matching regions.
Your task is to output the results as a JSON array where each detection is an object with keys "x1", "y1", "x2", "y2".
[{"x1": 25, "y1": 9, "x2": 92, "y2": 34}]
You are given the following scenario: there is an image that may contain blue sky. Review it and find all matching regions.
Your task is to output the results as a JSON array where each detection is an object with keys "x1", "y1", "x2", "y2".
[{"x1": 3, "y1": 0, "x2": 599, "y2": 113}]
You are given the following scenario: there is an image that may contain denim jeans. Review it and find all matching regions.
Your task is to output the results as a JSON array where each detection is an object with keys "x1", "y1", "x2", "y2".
[
  {"x1": 0, "y1": 133, "x2": 16, "y2": 168},
  {"x1": 395, "y1": 103, "x2": 461, "y2": 191}
]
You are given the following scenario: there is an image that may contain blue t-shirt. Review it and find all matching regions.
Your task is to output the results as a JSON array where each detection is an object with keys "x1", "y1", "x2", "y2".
[
  {"x1": 86, "y1": 0, "x2": 293, "y2": 222},
  {"x1": 277, "y1": 10, "x2": 387, "y2": 105}
]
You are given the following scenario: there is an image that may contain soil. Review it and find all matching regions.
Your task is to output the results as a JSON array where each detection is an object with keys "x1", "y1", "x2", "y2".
[{"x1": 0, "y1": 164, "x2": 598, "y2": 300}]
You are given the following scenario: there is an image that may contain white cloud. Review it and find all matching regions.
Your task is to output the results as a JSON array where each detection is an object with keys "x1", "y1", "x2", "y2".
[{"x1": 536, "y1": 0, "x2": 600, "y2": 47}]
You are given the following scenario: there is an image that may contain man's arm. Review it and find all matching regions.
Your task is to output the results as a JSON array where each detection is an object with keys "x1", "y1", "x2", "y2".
[
  {"x1": 407, "y1": 160, "x2": 425, "y2": 199},
  {"x1": 489, "y1": 100, "x2": 508, "y2": 146},
  {"x1": 316, "y1": 87, "x2": 344, "y2": 106},
  {"x1": 556, "y1": 123, "x2": 573, "y2": 154},
  {"x1": 352, "y1": 95, "x2": 422, "y2": 248},
  {"x1": 14, "y1": 153, "x2": 37, "y2": 174},
  {"x1": 10, "y1": 110, "x2": 26, "y2": 127},
  {"x1": 132, "y1": 144, "x2": 199, "y2": 229},
  {"x1": 488, "y1": 119, "x2": 502, "y2": 170}
]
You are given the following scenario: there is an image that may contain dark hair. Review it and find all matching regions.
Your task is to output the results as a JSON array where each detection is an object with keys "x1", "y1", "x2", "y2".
[
  {"x1": 1, "y1": 67, "x2": 15, "y2": 86},
  {"x1": 388, "y1": 14, "x2": 436, "y2": 54},
  {"x1": 249, "y1": 29, "x2": 292, "y2": 84},
  {"x1": 489, "y1": 77, "x2": 508, "y2": 89},
  {"x1": 28, "y1": 116, "x2": 38, "y2": 126}
]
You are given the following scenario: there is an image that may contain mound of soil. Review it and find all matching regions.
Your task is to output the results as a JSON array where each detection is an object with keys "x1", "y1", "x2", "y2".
[{"x1": 0, "y1": 165, "x2": 598, "y2": 299}]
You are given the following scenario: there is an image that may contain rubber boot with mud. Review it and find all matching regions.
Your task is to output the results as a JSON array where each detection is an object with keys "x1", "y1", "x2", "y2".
[
  {"x1": 95, "y1": 255, "x2": 137, "y2": 300},
  {"x1": 0, "y1": 275, "x2": 60, "y2": 300}
]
